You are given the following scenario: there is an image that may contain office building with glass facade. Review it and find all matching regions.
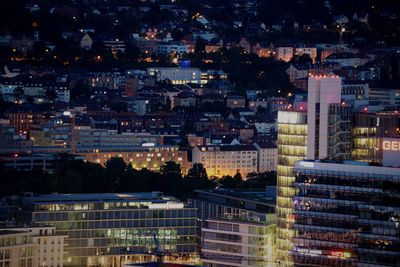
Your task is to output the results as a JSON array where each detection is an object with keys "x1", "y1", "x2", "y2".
[
  {"x1": 276, "y1": 109, "x2": 308, "y2": 265},
  {"x1": 276, "y1": 75, "x2": 357, "y2": 266},
  {"x1": 188, "y1": 188, "x2": 277, "y2": 267},
  {"x1": 20, "y1": 192, "x2": 199, "y2": 267},
  {"x1": 352, "y1": 111, "x2": 400, "y2": 163},
  {"x1": 201, "y1": 218, "x2": 276, "y2": 267},
  {"x1": 292, "y1": 160, "x2": 400, "y2": 266},
  {"x1": 188, "y1": 188, "x2": 276, "y2": 228}
]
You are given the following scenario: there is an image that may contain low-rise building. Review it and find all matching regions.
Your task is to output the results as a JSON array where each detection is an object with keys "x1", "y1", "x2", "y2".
[
  {"x1": 89, "y1": 72, "x2": 125, "y2": 90},
  {"x1": 294, "y1": 47, "x2": 317, "y2": 63},
  {"x1": 6, "y1": 104, "x2": 44, "y2": 133},
  {"x1": 72, "y1": 128, "x2": 160, "y2": 149},
  {"x1": 254, "y1": 143, "x2": 277, "y2": 172},
  {"x1": 147, "y1": 68, "x2": 201, "y2": 85},
  {"x1": 0, "y1": 229, "x2": 38, "y2": 267},
  {"x1": 188, "y1": 189, "x2": 276, "y2": 267},
  {"x1": 0, "y1": 76, "x2": 70, "y2": 103},
  {"x1": 275, "y1": 47, "x2": 293, "y2": 62},
  {"x1": 20, "y1": 192, "x2": 199, "y2": 267},
  {"x1": 156, "y1": 42, "x2": 189, "y2": 55},
  {"x1": 248, "y1": 99, "x2": 268, "y2": 112},
  {"x1": 286, "y1": 64, "x2": 309, "y2": 83},
  {"x1": 192, "y1": 144, "x2": 258, "y2": 177},
  {"x1": 4, "y1": 226, "x2": 67, "y2": 267},
  {"x1": 79, "y1": 145, "x2": 189, "y2": 173},
  {"x1": 0, "y1": 153, "x2": 83, "y2": 173},
  {"x1": 226, "y1": 96, "x2": 246, "y2": 109},
  {"x1": 201, "y1": 218, "x2": 276, "y2": 267},
  {"x1": 174, "y1": 91, "x2": 197, "y2": 108},
  {"x1": 324, "y1": 53, "x2": 370, "y2": 68}
]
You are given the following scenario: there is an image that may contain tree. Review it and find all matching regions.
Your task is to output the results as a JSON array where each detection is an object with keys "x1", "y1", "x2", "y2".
[
  {"x1": 165, "y1": 96, "x2": 171, "y2": 111},
  {"x1": 63, "y1": 170, "x2": 83, "y2": 193},
  {"x1": 290, "y1": 54, "x2": 313, "y2": 65},
  {"x1": 160, "y1": 161, "x2": 182, "y2": 177},
  {"x1": 0, "y1": 94, "x2": 13, "y2": 115},
  {"x1": 158, "y1": 79, "x2": 173, "y2": 87},
  {"x1": 70, "y1": 80, "x2": 91, "y2": 99},
  {"x1": 195, "y1": 37, "x2": 206, "y2": 54},
  {"x1": 44, "y1": 89, "x2": 58, "y2": 103},
  {"x1": 181, "y1": 163, "x2": 213, "y2": 199},
  {"x1": 26, "y1": 95, "x2": 35, "y2": 104},
  {"x1": 105, "y1": 157, "x2": 127, "y2": 192},
  {"x1": 13, "y1": 86, "x2": 24, "y2": 102},
  {"x1": 186, "y1": 163, "x2": 208, "y2": 180},
  {"x1": 220, "y1": 175, "x2": 236, "y2": 188},
  {"x1": 256, "y1": 106, "x2": 268, "y2": 115},
  {"x1": 121, "y1": 167, "x2": 151, "y2": 192},
  {"x1": 159, "y1": 161, "x2": 182, "y2": 195},
  {"x1": 123, "y1": 44, "x2": 140, "y2": 61},
  {"x1": 110, "y1": 101, "x2": 128, "y2": 112},
  {"x1": 233, "y1": 171, "x2": 243, "y2": 184}
]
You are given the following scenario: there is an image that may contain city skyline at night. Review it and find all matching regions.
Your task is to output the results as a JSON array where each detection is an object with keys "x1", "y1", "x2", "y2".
[{"x1": 0, "y1": 0, "x2": 400, "y2": 266}]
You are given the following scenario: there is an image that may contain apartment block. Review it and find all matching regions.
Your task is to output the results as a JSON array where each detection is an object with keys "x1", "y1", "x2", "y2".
[{"x1": 192, "y1": 145, "x2": 258, "y2": 177}]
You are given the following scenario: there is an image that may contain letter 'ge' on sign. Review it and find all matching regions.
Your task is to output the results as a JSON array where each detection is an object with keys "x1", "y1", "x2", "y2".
[{"x1": 382, "y1": 140, "x2": 400, "y2": 151}]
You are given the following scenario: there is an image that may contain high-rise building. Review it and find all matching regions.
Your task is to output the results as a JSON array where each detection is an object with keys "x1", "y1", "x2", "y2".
[
  {"x1": 277, "y1": 74, "x2": 400, "y2": 266},
  {"x1": 276, "y1": 109, "x2": 307, "y2": 265},
  {"x1": 276, "y1": 75, "x2": 354, "y2": 266},
  {"x1": 19, "y1": 192, "x2": 199, "y2": 267},
  {"x1": 306, "y1": 75, "x2": 349, "y2": 160},
  {"x1": 292, "y1": 160, "x2": 400, "y2": 266}
]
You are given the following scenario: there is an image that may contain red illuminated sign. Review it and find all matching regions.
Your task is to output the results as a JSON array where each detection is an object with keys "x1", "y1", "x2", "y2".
[{"x1": 330, "y1": 251, "x2": 351, "y2": 259}]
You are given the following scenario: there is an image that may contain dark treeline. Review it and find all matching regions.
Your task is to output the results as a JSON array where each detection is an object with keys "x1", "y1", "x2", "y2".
[{"x1": 0, "y1": 157, "x2": 276, "y2": 199}]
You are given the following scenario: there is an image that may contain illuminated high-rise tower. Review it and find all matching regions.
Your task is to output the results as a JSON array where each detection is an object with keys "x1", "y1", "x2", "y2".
[
  {"x1": 276, "y1": 75, "x2": 351, "y2": 266},
  {"x1": 276, "y1": 107, "x2": 308, "y2": 265}
]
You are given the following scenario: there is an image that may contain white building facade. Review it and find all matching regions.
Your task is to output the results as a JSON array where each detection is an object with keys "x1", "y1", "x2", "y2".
[
  {"x1": 192, "y1": 145, "x2": 258, "y2": 177},
  {"x1": 201, "y1": 218, "x2": 276, "y2": 267}
]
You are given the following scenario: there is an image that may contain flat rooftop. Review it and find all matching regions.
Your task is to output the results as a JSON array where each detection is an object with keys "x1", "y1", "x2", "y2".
[
  {"x1": 23, "y1": 192, "x2": 181, "y2": 204},
  {"x1": 295, "y1": 160, "x2": 400, "y2": 176},
  {"x1": 0, "y1": 230, "x2": 28, "y2": 236},
  {"x1": 193, "y1": 187, "x2": 276, "y2": 205}
]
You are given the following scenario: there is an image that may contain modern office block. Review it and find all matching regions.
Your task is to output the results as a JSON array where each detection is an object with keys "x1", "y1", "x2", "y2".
[
  {"x1": 188, "y1": 189, "x2": 276, "y2": 228},
  {"x1": 352, "y1": 111, "x2": 400, "y2": 163},
  {"x1": 188, "y1": 189, "x2": 276, "y2": 267},
  {"x1": 292, "y1": 160, "x2": 400, "y2": 266},
  {"x1": 20, "y1": 192, "x2": 199, "y2": 267},
  {"x1": 276, "y1": 109, "x2": 308, "y2": 265},
  {"x1": 276, "y1": 75, "x2": 356, "y2": 266},
  {"x1": 201, "y1": 218, "x2": 276, "y2": 267}
]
